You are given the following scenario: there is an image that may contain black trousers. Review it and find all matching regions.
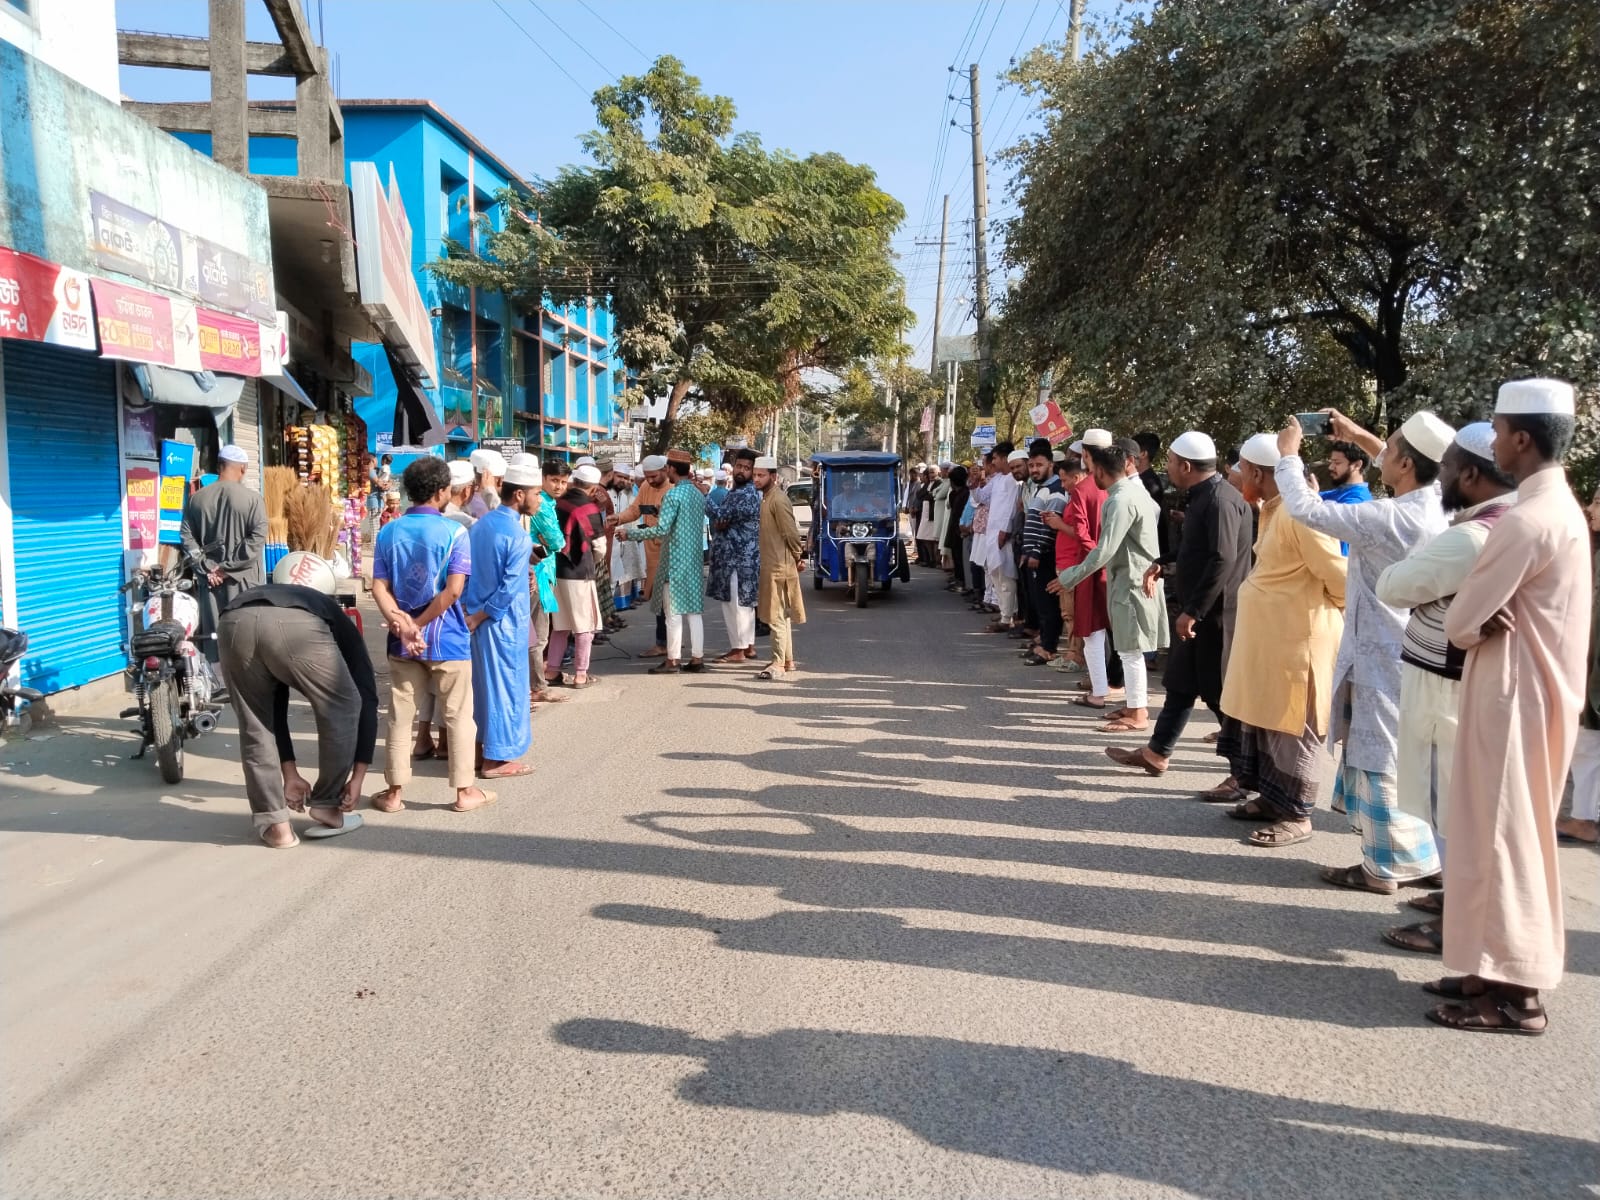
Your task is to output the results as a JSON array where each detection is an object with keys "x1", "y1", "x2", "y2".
[
  {"x1": 1018, "y1": 562, "x2": 1039, "y2": 630},
  {"x1": 1030, "y1": 568, "x2": 1063, "y2": 652},
  {"x1": 947, "y1": 538, "x2": 964, "y2": 588},
  {"x1": 970, "y1": 562, "x2": 985, "y2": 596},
  {"x1": 1149, "y1": 690, "x2": 1224, "y2": 758},
  {"x1": 655, "y1": 612, "x2": 667, "y2": 646}
]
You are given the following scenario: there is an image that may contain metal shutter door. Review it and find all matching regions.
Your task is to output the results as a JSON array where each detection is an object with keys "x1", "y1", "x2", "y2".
[
  {"x1": 232, "y1": 378, "x2": 261, "y2": 490},
  {"x1": 3, "y1": 341, "x2": 127, "y2": 693}
]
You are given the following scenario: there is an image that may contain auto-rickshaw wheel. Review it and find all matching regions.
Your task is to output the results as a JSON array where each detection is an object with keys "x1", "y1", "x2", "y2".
[{"x1": 854, "y1": 567, "x2": 870, "y2": 608}]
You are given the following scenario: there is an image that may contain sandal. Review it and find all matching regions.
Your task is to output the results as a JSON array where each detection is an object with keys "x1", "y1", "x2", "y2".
[
  {"x1": 1407, "y1": 891, "x2": 1444, "y2": 916},
  {"x1": 682, "y1": 658, "x2": 707, "y2": 673},
  {"x1": 755, "y1": 666, "x2": 786, "y2": 681},
  {"x1": 1104, "y1": 746, "x2": 1165, "y2": 776},
  {"x1": 1246, "y1": 818, "x2": 1313, "y2": 847},
  {"x1": 1226, "y1": 798, "x2": 1277, "y2": 822},
  {"x1": 1382, "y1": 921, "x2": 1443, "y2": 955},
  {"x1": 1097, "y1": 719, "x2": 1149, "y2": 734},
  {"x1": 647, "y1": 661, "x2": 680, "y2": 675},
  {"x1": 1196, "y1": 780, "x2": 1249, "y2": 803},
  {"x1": 370, "y1": 789, "x2": 405, "y2": 814},
  {"x1": 479, "y1": 762, "x2": 535, "y2": 779},
  {"x1": 1422, "y1": 975, "x2": 1487, "y2": 999},
  {"x1": 449, "y1": 788, "x2": 499, "y2": 814},
  {"x1": 1070, "y1": 695, "x2": 1108, "y2": 709},
  {"x1": 640, "y1": 646, "x2": 669, "y2": 659},
  {"x1": 1425, "y1": 991, "x2": 1547, "y2": 1036},
  {"x1": 714, "y1": 650, "x2": 748, "y2": 664},
  {"x1": 564, "y1": 674, "x2": 598, "y2": 690},
  {"x1": 1319, "y1": 863, "x2": 1397, "y2": 895},
  {"x1": 544, "y1": 673, "x2": 565, "y2": 689}
]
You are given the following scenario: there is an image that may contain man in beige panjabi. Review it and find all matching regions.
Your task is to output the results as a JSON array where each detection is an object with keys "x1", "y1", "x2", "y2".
[
  {"x1": 1428, "y1": 378, "x2": 1592, "y2": 1036},
  {"x1": 753, "y1": 455, "x2": 806, "y2": 681}
]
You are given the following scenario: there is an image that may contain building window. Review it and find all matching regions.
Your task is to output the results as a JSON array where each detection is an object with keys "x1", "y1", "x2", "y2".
[{"x1": 438, "y1": 305, "x2": 471, "y2": 389}]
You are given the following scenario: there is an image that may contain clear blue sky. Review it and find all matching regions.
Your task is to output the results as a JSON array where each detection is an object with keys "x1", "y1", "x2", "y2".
[{"x1": 115, "y1": 0, "x2": 1100, "y2": 372}]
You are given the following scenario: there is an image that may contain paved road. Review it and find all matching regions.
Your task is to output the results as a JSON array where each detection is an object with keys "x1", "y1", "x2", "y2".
[{"x1": 2, "y1": 567, "x2": 1597, "y2": 1198}]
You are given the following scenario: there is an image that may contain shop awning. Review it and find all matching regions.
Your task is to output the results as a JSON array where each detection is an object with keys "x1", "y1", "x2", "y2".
[
  {"x1": 388, "y1": 343, "x2": 445, "y2": 448},
  {"x1": 131, "y1": 364, "x2": 247, "y2": 428},
  {"x1": 262, "y1": 369, "x2": 316, "y2": 410}
]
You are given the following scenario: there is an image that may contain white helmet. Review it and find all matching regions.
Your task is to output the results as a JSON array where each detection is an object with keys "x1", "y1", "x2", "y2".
[{"x1": 272, "y1": 551, "x2": 338, "y2": 595}]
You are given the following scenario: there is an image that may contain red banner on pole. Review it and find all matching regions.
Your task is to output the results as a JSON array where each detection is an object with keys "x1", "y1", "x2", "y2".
[
  {"x1": 196, "y1": 306, "x2": 262, "y2": 375},
  {"x1": 1030, "y1": 400, "x2": 1073, "y2": 446},
  {"x1": 91, "y1": 278, "x2": 176, "y2": 366},
  {"x1": 0, "y1": 248, "x2": 97, "y2": 351}
]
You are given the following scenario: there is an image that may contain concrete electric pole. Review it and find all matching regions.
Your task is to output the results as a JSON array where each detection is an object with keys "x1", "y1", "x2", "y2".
[{"x1": 968, "y1": 64, "x2": 995, "y2": 416}]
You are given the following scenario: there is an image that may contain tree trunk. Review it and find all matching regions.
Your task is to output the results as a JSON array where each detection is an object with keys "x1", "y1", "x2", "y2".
[{"x1": 653, "y1": 378, "x2": 695, "y2": 452}]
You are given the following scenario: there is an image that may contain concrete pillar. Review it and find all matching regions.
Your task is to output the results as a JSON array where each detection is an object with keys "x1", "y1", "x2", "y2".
[
  {"x1": 208, "y1": 0, "x2": 248, "y2": 172},
  {"x1": 296, "y1": 46, "x2": 333, "y2": 179}
]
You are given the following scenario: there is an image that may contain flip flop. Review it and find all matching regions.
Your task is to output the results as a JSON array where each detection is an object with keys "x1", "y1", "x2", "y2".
[
  {"x1": 258, "y1": 827, "x2": 300, "y2": 849},
  {"x1": 1097, "y1": 719, "x2": 1149, "y2": 734},
  {"x1": 450, "y1": 789, "x2": 498, "y2": 814},
  {"x1": 479, "y1": 763, "x2": 534, "y2": 779},
  {"x1": 1104, "y1": 746, "x2": 1165, "y2": 776},
  {"x1": 1070, "y1": 696, "x2": 1108, "y2": 709},
  {"x1": 369, "y1": 791, "x2": 405, "y2": 813},
  {"x1": 303, "y1": 812, "x2": 364, "y2": 840}
]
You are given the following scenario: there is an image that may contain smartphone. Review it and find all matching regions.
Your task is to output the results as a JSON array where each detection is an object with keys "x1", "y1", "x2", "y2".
[{"x1": 1295, "y1": 412, "x2": 1331, "y2": 436}]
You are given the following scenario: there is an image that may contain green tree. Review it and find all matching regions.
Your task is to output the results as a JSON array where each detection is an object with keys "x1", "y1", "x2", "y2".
[{"x1": 1001, "y1": 0, "x2": 1600, "y2": 453}]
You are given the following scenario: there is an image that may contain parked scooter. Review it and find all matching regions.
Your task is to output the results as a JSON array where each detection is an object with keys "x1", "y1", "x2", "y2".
[
  {"x1": 0, "y1": 627, "x2": 43, "y2": 736},
  {"x1": 120, "y1": 561, "x2": 222, "y2": 783}
]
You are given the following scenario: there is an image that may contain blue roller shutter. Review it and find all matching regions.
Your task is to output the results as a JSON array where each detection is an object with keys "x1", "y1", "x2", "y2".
[{"x1": 3, "y1": 341, "x2": 126, "y2": 693}]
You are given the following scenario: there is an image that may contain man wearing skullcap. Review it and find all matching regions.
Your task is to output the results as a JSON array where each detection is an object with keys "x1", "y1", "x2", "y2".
[
  {"x1": 609, "y1": 454, "x2": 673, "y2": 656},
  {"x1": 584, "y1": 460, "x2": 618, "y2": 634},
  {"x1": 1047, "y1": 430, "x2": 1115, "y2": 695},
  {"x1": 619, "y1": 451, "x2": 709, "y2": 672},
  {"x1": 466, "y1": 448, "x2": 506, "y2": 518},
  {"x1": 1559, "y1": 481, "x2": 1600, "y2": 846},
  {"x1": 527, "y1": 459, "x2": 568, "y2": 705},
  {"x1": 442, "y1": 459, "x2": 477, "y2": 530},
  {"x1": 753, "y1": 455, "x2": 806, "y2": 679},
  {"x1": 1426, "y1": 380, "x2": 1590, "y2": 1035},
  {"x1": 463, "y1": 457, "x2": 542, "y2": 777},
  {"x1": 1106, "y1": 430, "x2": 1252, "y2": 776},
  {"x1": 181, "y1": 444, "x2": 268, "y2": 670},
  {"x1": 1276, "y1": 408, "x2": 1451, "y2": 893},
  {"x1": 607, "y1": 464, "x2": 643, "y2": 610},
  {"x1": 707, "y1": 449, "x2": 762, "y2": 662},
  {"x1": 544, "y1": 462, "x2": 607, "y2": 688},
  {"x1": 974, "y1": 444, "x2": 1026, "y2": 630},
  {"x1": 1205, "y1": 434, "x2": 1347, "y2": 839},
  {"x1": 1370, "y1": 421, "x2": 1516, "y2": 954}
]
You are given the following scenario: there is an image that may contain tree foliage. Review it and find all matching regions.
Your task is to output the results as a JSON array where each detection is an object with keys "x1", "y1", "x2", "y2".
[
  {"x1": 432, "y1": 56, "x2": 910, "y2": 451},
  {"x1": 1001, "y1": 0, "x2": 1600, "y2": 456}
]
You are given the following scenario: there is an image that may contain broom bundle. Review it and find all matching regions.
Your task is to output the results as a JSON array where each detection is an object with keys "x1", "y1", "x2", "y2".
[{"x1": 284, "y1": 482, "x2": 338, "y2": 558}]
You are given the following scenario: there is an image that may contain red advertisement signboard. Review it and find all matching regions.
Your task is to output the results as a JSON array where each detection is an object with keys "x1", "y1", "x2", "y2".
[
  {"x1": 196, "y1": 306, "x2": 261, "y2": 375},
  {"x1": 91, "y1": 278, "x2": 176, "y2": 366},
  {"x1": 0, "y1": 248, "x2": 98, "y2": 350},
  {"x1": 1030, "y1": 400, "x2": 1074, "y2": 446},
  {"x1": 125, "y1": 466, "x2": 160, "y2": 554}
]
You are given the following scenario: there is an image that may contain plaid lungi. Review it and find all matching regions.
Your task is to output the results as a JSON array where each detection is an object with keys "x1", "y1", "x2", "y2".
[
  {"x1": 1333, "y1": 753, "x2": 1440, "y2": 883},
  {"x1": 1216, "y1": 715, "x2": 1325, "y2": 820}
]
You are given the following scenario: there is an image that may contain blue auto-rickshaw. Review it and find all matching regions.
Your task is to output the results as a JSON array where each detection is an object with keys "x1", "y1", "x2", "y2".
[{"x1": 809, "y1": 452, "x2": 911, "y2": 607}]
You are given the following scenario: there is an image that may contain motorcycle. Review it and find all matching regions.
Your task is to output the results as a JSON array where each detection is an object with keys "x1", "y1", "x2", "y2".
[
  {"x1": 120, "y1": 560, "x2": 222, "y2": 783},
  {"x1": 0, "y1": 627, "x2": 43, "y2": 736}
]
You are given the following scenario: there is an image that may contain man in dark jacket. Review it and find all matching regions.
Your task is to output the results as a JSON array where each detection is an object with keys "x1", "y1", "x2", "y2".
[{"x1": 1104, "y1": 430, "x2": 1253, "y2": 775}]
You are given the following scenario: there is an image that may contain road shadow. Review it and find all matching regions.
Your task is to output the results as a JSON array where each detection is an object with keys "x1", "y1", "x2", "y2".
[{"x1": 552, "y1": 1018, "x2": 1600, "y2": 1198}]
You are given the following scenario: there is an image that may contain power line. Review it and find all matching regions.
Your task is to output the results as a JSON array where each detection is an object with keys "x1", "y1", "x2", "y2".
[
  {"x1": 523, "y1": 0, "x2": 615, "y2": 80},
  {"x1": 489, "y1": 0, "x2": 591, "y2": 99},
  {"x1": 973, "y1": 0, "x2": 1008, "y2": 64},
  {"x1": 574, "y1": 0, "x2": 652, "y2": 66}
]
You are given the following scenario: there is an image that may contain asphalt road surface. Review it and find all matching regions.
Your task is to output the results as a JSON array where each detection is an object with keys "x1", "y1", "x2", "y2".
[{"x1": 3, "y1": 567, "x2": 1597, "y2": 1198}]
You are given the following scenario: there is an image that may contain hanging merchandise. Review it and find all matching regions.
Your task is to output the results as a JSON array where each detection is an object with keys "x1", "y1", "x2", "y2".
[{"x1": 285, "y1": 423, "x2": 342, "y2": 495}]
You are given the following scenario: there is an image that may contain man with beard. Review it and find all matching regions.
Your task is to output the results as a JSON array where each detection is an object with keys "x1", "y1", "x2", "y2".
[
  {"x1": 1321, "y1": 440, "x2": 1373, "y2": 555},
  {"x1": 707, "y1": 448, "x2": 762, "y2": 662},
  {"x1": 754, "y1": 455, "x2": 806, "y2": 680},
  {"x1": 609, "y1": 454, "x2": 671, "y2": 656},
  {"x1": 1105, "y1": 431, "x2": 1252, "y2": 776},
  {"x1": 1372, "y1": 422, "x2": 1515, "y2": 954}
]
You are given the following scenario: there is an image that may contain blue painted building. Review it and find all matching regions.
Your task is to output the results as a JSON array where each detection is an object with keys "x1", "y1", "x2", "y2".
[{"x1": 175, "y1": 99, "x2": 626, "y2": 460}]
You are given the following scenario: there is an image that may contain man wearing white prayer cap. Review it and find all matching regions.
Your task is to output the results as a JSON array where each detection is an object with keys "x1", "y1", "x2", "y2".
[
  {"x1": 1424, "y1": 378, "x2": 1589, "y2": 1034},
  {"x1": 467, "y1": 448, "x2": 506, "y2": 518},
  {"x1": 442, "y1": 459, "x2": 477, "y2": 530},
  {"x1": 608, "y1": 453, "x2": 674, "y2": 655},
  {"x1": 1203, "y1": 431, "x2": 1347, "y2": 844},
  {"x1": 1368, "y1": 419, "x2": 1516, "y2": 956},
  {"x1": 182, "y1": 441, "x2": 268, "y2": 670},
  {"x1": 1275, "y1": 407, "x2": 1450, "y2": 891}
]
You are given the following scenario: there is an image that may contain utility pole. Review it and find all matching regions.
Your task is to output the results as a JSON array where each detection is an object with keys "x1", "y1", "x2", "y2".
[
  {"x1": 1068, "y1": 0, "x2": 1089, "y2": 61},
  {"x1": 969, "y1": 64, "x2": 995, "y2": 416}
]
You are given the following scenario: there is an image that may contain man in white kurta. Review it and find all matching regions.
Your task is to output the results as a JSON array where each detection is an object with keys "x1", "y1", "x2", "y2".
[
  {"x1": 1372, "y1": 422, "x2": 1515, "y2": 954},
  {"x1": 1429, "y1": 379, "x2": 1591, "y2": 1036},
  {"x1": 1275, "y1": 411, "x2": 1451, "y2": 893}
]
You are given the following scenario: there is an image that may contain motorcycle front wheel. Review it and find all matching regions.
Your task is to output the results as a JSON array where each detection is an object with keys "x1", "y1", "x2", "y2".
[{"x1": 150, "y1": 677, "x2": 184, "y2": 784}]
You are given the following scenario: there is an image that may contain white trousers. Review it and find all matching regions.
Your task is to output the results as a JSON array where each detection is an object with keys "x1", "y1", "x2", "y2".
[
  {"x1": 1573, "y1": 728, "x2": 1600, "y2": 822},
  {"x1": 721, "y1": 569, "x2": 755, "y2": 649},
  {"x1": 1395, "y1": 666, "x2": 1460, "y2": 838},
  {"x1": 1120, "y1": 651, "x2": 1148, "y2": 709},
  {"x1": 666, "y1": 612, "x2": 705, "y2": 661},
  {"x1": 993, "y1": 573, "x2": 1018, "y2": 622},
  {"x1": 1084, "y1": 629, "x2": 1109, "y2": 696}
]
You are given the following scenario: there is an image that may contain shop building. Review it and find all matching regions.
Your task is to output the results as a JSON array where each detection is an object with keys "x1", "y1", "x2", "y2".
[{"x1": 0, "y1": 1, "x2": 282, "y2": 697}]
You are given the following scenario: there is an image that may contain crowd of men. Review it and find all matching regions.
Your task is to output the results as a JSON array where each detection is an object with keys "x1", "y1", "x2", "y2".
[
  {"x1": 209, "y1": 446, "x2": 808, "y2": 842},
  {"x1": 914, "y1": 379, "x2": 1595, "y2": 1037}
]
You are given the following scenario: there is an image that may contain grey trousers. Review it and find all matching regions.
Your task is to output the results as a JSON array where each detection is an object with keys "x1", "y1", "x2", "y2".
[
  {"x1": 530, "y1": 586, "x2": 553, "y2": 693},
  {"x1": 218, "y1": 605, "x2": 360, "y2": 829}
]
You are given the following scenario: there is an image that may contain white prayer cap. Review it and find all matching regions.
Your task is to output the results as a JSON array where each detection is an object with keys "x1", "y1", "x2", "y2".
[
  {"x1": 1170, "y1": 430, "x2": 1217, "y2": 462},
  {"x1": 1239, "y1": 432, "x2": 1281, "y2": 468},
  {"x1": 641, "y1": 454, "x2": 668, "y2": 471},
  {"x1": 713, "y1": 465, "x2": 729, "y2": 479},
  {"x1": 503, "y1": 459, "x2": 541, "y2": 487},
  {"x1": 1080, "y1": 428, "x2": 1114, "y2": 449},
  {"x1": 940, "y1": 460, "x2": 955, "y2": 469},
  {"x1": 1052, "y1": 450, "x2": 1067, "y2": 463},
  {"x1": 754, "y1": 455, "x2": 779, "y2": 469},
  {"x1": 1006, "y1": 449, "x2": 1028, "y2": 463},
  {"x1": 1496, "y1": 377, "x2": 1575, "y2": 416},
  {"x1": 447, "y1": 459, "x2": 475, "y2": 487},
  {"x1": 505, "y1": 452, "x2": 542, "y2": 486},
  {"x1": 573, "y1": 464, "x2": 602, "y2": 485},
  {"x1": 914, "y1": 462, "x2": 926, "y2": 470},
  {"x1": 575, "y1": 455, "x2": 596, "y2": 467},
  {"x1": 1453, "y1": 421, "x2": 1496, "y2": 461},
  {"x1": 218, "y1": 444, "x2": 248, "y2": 464},
  {"x1": 1398, "y1": 411, "x2": 1454, "y2": 464},
  {"x1": 469, "y1": 448, "x2": 506, "y2": 476},
  {"x1": 1068, "y1": 440, "x2": 1085, "y2": 454}
]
